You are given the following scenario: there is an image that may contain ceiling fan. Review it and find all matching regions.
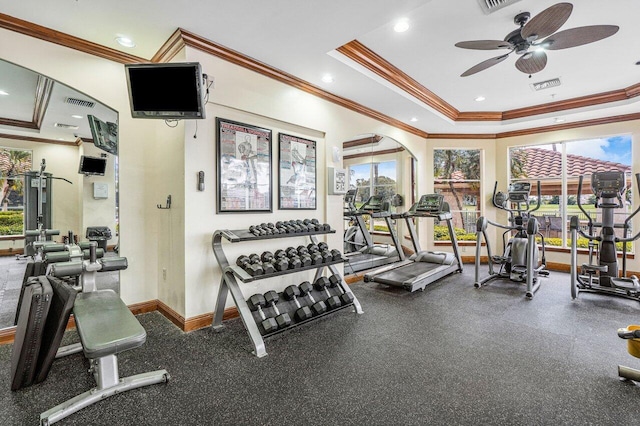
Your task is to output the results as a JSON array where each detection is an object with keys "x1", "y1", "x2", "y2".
[{"x1": 455, "y1": 2, "x2": 619, "y2": 77}]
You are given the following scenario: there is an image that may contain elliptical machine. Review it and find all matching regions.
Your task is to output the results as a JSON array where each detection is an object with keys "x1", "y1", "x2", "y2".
[
  {"x1": 570, "y1": 171, "x2": 640, "y2": 301},
  {"x1": 475, "y1": 181, "x2": 548, "y2": 299}
]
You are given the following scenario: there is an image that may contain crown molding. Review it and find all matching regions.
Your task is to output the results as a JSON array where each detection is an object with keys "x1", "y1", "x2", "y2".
[
  {"x1": 166, "y1": 29, "x2": 429, "y2": 139},
  {"x1": 0, "y1": 12, "x2": 147, "y2": 64},
  {"x1": 336, "y1": 40, "x2": 458, "y2": 121},
  {"x1": 0, "y1": 132, "x2": 78, "y2": 146},
  {"x1": 336, "y1": 39, "x2": 640, "y2": 124}
]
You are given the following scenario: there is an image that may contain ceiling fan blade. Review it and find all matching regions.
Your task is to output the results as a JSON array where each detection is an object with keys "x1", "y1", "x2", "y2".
[
  {"x1": 521, "y1": 2, "x2": 573, "y2": 41},
  {"x1": 455, "y1": 40, "x2": 512, "y2": 50},
  {"x1": 461, "y1": 53, "x2": 511, "y2": 77},
  {"x1": 544, "y1": 25, "x2": 619, "y2": 50},
  {"x1": 515, "y1": 51, "x2": 548, "y2": 74}
]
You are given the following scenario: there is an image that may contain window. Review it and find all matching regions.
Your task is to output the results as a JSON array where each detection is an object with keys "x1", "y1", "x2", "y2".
[
  {"x1": 0, "y1": 147, "x2": 32, "y2": 236},
  {"x1": 508, "y1": 135, "x2": 633, "y2": 250},
  {"x1": 433, "y1": 149, "x2": 481, "y2": 241},
  {"x1": 348, "y1": 160, "x2": 397, "y2": 233}
]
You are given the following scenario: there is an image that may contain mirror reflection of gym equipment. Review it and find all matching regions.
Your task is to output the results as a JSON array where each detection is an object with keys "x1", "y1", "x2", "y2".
[
  {"x1": 475, "y1": 180, "x2": 549, "y2": 298},
  {"x1": 0, "y1": 59, "x2": 120, "y2": 330},
  {"x1": 570, "y1": 171, "x2": 640, "y2": 300},
  {"x1": 343, "y1": 190, "x2": 403, "y2": 274}
]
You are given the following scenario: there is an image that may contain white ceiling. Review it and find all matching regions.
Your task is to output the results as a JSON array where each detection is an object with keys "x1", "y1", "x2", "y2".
[{"x1": 0, "y1": 0, "x2": 639, "y2": 137}]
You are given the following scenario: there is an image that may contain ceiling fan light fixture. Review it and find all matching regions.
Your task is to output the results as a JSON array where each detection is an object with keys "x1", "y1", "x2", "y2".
[{"x1": 394, "y1": 19, "x2": 410, "y2": 33}]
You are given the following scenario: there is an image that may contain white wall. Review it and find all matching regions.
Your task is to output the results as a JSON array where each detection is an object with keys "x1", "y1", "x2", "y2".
[{"x1": 181, "y1": 46, "x2": 428, "y2": 318}]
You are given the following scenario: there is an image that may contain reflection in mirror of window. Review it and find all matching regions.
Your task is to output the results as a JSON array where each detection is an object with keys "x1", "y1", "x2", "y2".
[
  {"x1": 508, "y1": 135, "x2": 633, "y2": 251},
  {"x1": 433, "y1": 149, "x2": 481, "y2": 242},
  {"x1": 0, "y1": 148, "x2": 33, "y2": 236},
  {"x1": 348, "y1": 161, "x2": 397, "y2": 233}
]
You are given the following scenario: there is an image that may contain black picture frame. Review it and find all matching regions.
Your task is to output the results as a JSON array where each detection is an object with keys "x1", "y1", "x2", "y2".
[
  {"x1": 278, "y1": 133, "x2": 317, "y2": 210},
  {"x1": 216, "y1": 118, "x2": 272, "y2": 213}
]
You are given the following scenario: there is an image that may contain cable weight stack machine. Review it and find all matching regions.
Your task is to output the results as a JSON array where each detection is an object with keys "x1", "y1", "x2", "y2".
[{"x1": 211, "y1": 224, "x2": 363, "y2": 357}]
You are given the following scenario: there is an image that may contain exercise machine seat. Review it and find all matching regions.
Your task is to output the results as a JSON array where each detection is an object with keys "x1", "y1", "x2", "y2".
[
  {"x1": 73, "y1": 290, "x2": 146, "y2": 359},
  {"x1": 624, "y1": 325, "x2": 640, "y2": 359}
]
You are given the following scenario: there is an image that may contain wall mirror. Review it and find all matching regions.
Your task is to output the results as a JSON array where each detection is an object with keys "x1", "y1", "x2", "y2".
[
  {"x1": 342, "y1": 134, "x2": 416, "y2": 262},
  {"x1": 0, "y1": 58, "x2": 119, "y2": 330}
]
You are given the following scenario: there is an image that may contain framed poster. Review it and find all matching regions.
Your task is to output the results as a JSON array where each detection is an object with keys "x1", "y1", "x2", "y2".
[
  {"x1": 216, "y1": 118, "x2": 272, "y2": 213},
  {"x1": 278, "y1": 133, "x2": 317, "y2": 210}
]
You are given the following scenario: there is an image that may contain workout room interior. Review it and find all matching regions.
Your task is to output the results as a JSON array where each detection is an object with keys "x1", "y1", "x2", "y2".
[{"x1": 2, "y1": 1, "x2": 640, "y2": 425}]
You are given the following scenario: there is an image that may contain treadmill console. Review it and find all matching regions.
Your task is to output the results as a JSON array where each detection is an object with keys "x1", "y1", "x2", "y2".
[
  {"x1": 591, "y1": 171, "x2": 625, "y2": 198},
  {"x1": 507, "y1": 182, "x2": 531, "y2": 203},
  {"x1": 359, "y1": 195, "x2": 387, "y2": 212},
  {"x1": 344, "y1": 188, "x2": 357, "y2": 205},
  {"x1": 415, "y1": 194, "x2": 444, "y2": 213}
]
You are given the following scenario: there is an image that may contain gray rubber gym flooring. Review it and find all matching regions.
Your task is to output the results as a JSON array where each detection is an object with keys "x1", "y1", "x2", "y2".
[{"x1": 2, "y1": 266, "x2": 640, "y2": 425}]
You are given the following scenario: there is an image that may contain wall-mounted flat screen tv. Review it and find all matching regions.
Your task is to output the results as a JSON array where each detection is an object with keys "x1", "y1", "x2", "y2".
[
  {"x1": 125, "y1": 62, "x2": 207, "y2": 119},
  {"x1": 87, "y1": 114, "x2": 118, "y2": 155},
  {"x1": 78, "y1": 155, "x2": 107, "y2": 176}
]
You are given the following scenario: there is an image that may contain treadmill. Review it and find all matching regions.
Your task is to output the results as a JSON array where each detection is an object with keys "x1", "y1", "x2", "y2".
[
  {"x1": 343, "y1": 194, "x2": 404, "y2": 274},
  {"x1": 364, "y1": 194, "x2": 463, "y2": 292}
]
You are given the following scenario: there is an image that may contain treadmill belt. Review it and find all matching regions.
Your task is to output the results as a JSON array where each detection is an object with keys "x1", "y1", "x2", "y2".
[{"x1": 371, "y1": 262, "x2": 441, "y2": 286}]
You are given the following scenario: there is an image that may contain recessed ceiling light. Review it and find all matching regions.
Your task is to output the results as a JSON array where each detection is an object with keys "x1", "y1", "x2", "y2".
[
  {"x1": 475, "y1": 96, "x2": 486, "y2": 102},
  {"x1": 554, "y1": 117, "x2": 565, "y2": 123},
  {"x1": 71, "y1": 114, "x2": 83, "y2": 119},
  {"x1": 322, "y1": 74, "x2": 334, "y2": 83},
  {"x1": 410, "y1": 117, "x2": 418, "y2": 122},
  {"x1": 394, "y1": 19, "x2": 410, "y2": 33},
  {"x1": 115, "y1": 37, "x2": 136, "y2": 48},
  {"x1": 0, "y1": 90, "x2": 8, "y2": 96}
]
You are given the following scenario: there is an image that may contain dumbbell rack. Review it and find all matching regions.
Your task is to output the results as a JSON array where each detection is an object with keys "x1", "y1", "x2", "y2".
[{"x1": 211, "y1": 227, "x2": 363, "y2": 357}]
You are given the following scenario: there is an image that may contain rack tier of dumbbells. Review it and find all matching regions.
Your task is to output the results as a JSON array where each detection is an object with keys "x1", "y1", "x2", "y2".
[{"x1": 212, "y1": 220, "x2": 363, "y2": 357}]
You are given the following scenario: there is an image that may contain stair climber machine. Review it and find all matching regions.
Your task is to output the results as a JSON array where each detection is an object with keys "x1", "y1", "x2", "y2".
[
  {"x1": 363, "y1": 194, "x2": 462, "y2": 292},
  {"x1": 343, "y1": 194, "x2": 403, "y2": 274},
  {"x1": 475, "y1": 181, "x2": 548, "y2": 299},
  {"x1": 570, "y1": 171, "x2": 640, "y2": 301}
]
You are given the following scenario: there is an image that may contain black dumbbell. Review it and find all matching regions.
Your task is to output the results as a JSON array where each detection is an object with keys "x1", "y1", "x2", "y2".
[
  {"x1": 261, "y1": 261, "x2": 275, "y2": 274},
  {"x1": 274, "y1": 249, "x2": 287, "y2": 259},
  {"x1": 249, "y1": 253, "x2": 260, "y2": 263},
  {"x1": 247, "y1": 293, "x2": 278, "y2": 335},
  {"x1": 288, "y1": 255, "x2": 302, "y2": 269},
  {"x1": 236, "y1": 255, "x2": 264, "y2": 276},
  {"x1": 263, "y1": 290, "x2": 291, "y2": 329},
  {"x1": 310, "y1": 251, "x2": 323, "y2": 265},
  {"x1": 329, "y1": 274, "x2": 354, "y2": 304},
  {"x1": 320, "y1": 250, "x2": 332, "y2": 263},
  {"x1": 313, "y1": 277, "x2": 342, "y2": 310},
  {"x1": 285, "y1": 247, "x2": 298, "y2": 258},
  {"x1": 271, "y1": 256, "x2": 289, "y2": 271},
  {"x1": 236, "y1": 255, "x2": 250, "y2": 267},
  {"x1": 261, "y1": 251, "x2": 274, "y2": 263},
  {"x1": 318, "y1": 242, "x2": 329, "y2": 251},
  {"x1": 330, "y1": 249, "x2": 342, "y2": 261},
  {"x1": 299, "y1": 281, "x2": 327, "y2": 315},
  {"x1": 299, "y1": 254, "x2": 312, "y2": 267},
  {"x1": 283, "y1": 285, "x2": 313, "y2": 321},
  {"x1": 307, "y1": 243, "x2": 319, "y2": 254}
]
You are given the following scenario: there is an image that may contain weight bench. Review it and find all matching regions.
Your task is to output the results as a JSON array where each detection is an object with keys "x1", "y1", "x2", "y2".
[{"x1": 40, "y1": 289, "x2": 170, "y2": 425}]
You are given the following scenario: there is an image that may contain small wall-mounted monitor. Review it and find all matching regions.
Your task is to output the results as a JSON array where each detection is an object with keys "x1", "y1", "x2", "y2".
[
  {"x1": 125, "y1": 62, "x2": 207, "y2": 120},
  {"x1": 78, "y1": 155, "x2": 107, "y2": 176},
  {"x1": 87, "y1": 114, "x2": 118, "y2": 155}
]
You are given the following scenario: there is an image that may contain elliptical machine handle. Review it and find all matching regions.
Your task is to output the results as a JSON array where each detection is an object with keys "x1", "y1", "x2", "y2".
[
  {"x1": 529, "y1": 181, "x2": 542, "y2": 214},
  {"x1": 576, "y1": 175, "x2": 593, "y2": 227}
]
